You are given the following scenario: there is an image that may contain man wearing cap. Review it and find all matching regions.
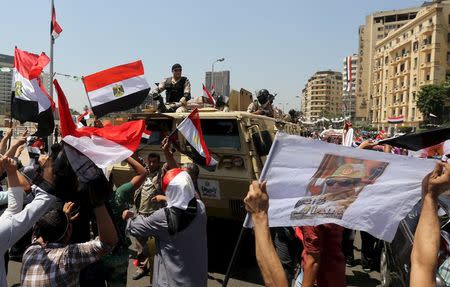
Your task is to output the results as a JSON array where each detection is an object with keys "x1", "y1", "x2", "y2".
[
  {"x1": 123, "y1": 168, "x2": 207, "y2": 287},
  {"x1": 153, "y1": 63, "x2": 191, "y2": 113}
]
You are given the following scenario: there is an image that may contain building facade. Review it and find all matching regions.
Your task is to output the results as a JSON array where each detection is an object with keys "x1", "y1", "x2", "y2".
[
  {"x1": 300, "y1": 70, "x2": 343, "y2": 121},
  {"x1": 205, "y1": 70, "x2": 230, "y2": 98},
  {"x1": 371, "y1": 1, "x2": 450, "y2": 131},
  {"x1": 0, "y1": 54, "x2": 14, "y2": 116},
  {"x1": 342, "y1": 54, "x2": 358, "y2": 120},
  {"x1": 356, "y1": 6, "x2": 421, "y2": 122}
]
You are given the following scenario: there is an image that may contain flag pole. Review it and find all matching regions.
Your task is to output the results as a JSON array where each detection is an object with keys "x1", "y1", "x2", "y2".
[{"x1": 48, "y1": 0, "x2": 55, "y2": 146}]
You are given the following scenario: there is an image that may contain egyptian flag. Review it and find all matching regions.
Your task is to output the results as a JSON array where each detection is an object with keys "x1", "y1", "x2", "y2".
[
  {"x1": 51, "y1": 4, "x2": 63, "y2": 39},
  {"x1": 173, "y1": 108, "x2": 217, "y2": 171},
  {"x1": 141, "y1": 129, "x2": 152, "y2": 144},
  {"x1": 82, "y1": 60, "x2": 150, "y2": 118},
  {"x1": 12, "y1": 47, "x2": 55, "y2": 137},
  {"x1": 54, "y1": 79, "x2": 145, "y2": 169},
  {"x1": 387, "y1": 115, "x2": 404, "y2": 124},
  {"x1": 77, "y1": 110, "x2": 90, "y2": 127},
  {"x1": 379, "y1": 127, "x2": 450, "y2": 151},
  {"x1": 345, "y1": 56, "x2": 352, "y2": 92},
  {"x1": 202, "y1": 84, "x2": 215, "y2": 106}
]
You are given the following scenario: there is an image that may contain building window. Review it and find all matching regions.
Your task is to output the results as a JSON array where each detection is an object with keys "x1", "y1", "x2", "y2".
[
  {"x1": 413, "y1": 41, "x2": 418, "y2": 51},
  {"x1": 447, "y1": 33, "x2": 450, "y2": 43},
  {"x1": 426, "y1": 74, "x2": 431, "y2": 81},
  {"x1": 447, "y1": 52, "x2": 450, "y2": 62},
  {"x1": 426, "y1": 53, "x2": 432, "y2": 62},
  {"x1": 429, "y1": 18, "x2": 433, "y2": 24},
  {"x1": 412, "y1": 107, "x2": 416, "y2": 119},
  {"x1": 448, "y1": 14, "x2": 450, "y2": 24},
  {"x1": 414, "y1": 57, "x2": 418, "y2": 68},
  {"x1": 419, "y1": 24, "x2": 422, "y2": 31}
]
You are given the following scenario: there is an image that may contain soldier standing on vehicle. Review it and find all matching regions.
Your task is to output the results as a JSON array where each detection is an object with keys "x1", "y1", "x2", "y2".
[
  {"x1": 247, "y1": 89, "x2": 274, "y2": 117},
  {"x1": 152, "y1": 63, "x2": 191, "y2": 113}
]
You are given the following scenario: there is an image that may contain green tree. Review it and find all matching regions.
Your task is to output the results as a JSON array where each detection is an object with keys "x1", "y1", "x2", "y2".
[{"x1": 416, "y1": 83, "x2": 449, "y2": 124}]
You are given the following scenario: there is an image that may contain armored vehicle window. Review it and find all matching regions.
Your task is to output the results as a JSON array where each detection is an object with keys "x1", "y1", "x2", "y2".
[
  {"x1": 144, "y1": 119, "x2": 173, "y2": 145},
  {"x1": 200, "y1": 119, "x2": 240, "y2": 149}
]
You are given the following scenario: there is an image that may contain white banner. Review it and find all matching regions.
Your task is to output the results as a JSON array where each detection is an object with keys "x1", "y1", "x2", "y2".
[{"x1": 247, "y1": 133, "x2": 436, "y2": 242}]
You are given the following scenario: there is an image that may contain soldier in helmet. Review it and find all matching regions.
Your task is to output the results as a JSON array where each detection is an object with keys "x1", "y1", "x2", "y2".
[
  {"x1": 153, "y1": 63, "x2": 191, "y2": 113},
  {"x1": 247, "y1": 89, "x2": 274, "y2": 117}
]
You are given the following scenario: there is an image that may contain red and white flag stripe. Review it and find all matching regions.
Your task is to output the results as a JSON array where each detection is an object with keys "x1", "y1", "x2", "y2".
[
  {"x1": 51, "y1": 4, "x2": 63, "y2": 39},
  {"x1": 202, "y1": 84, "x2": 216, "y2": 106},
  {"x1": 345, "y1": 56, "x2": 352, "y2": 92},
  {"x1": 55, "y1": 79, "x2": 145, "y2": 168},
  {"x1": 177, "y1": 108, "x2": 217, "y2": 168},
  {"x1": 387, "y1": 115, "x2": 405, "y2": 123},
  {"x1": 83, "y1": 60, "x2": 150, "y2": 118}
]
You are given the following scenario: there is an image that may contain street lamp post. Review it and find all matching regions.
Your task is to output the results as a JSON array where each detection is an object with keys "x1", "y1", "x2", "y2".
[{"x1": 211, "y1": 58, "x2": 225, "y2": 91}]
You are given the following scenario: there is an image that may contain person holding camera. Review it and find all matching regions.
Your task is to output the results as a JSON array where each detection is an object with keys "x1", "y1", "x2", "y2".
[{"x1": 247, "y1": 89, "x2": 275, "y2": 117}]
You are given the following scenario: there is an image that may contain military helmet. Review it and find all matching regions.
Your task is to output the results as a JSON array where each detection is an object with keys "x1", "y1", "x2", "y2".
[{"x1": 257, "y1": 89, "x2": 270, "y2": 104}]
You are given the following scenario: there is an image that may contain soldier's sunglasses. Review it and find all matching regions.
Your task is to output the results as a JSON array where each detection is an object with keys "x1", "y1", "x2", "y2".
[
  {"x1": 325, "y1": 177, "x2": 361, "y2": 187},
  {"x1": 173, "y1": 68, "x2": 182, "y2": 72}
]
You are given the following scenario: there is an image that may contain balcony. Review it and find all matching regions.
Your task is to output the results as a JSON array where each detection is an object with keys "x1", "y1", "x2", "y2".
[
  {"x1": 420, "y1": 43, "x2": 432, "y2": 51},
  {"x1": 420, "y1": 61, "x2": 440, "y2": 69}
]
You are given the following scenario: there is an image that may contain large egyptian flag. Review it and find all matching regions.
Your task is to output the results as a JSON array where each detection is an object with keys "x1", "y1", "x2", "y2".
[
  {"x1": 51, "y1": 3, "x2": 63, "y2": 39},
  {"x1": 82, "y1": 60, "x2": 150, "y2": 118},
  {"x1": 54, "y1": 79, "x2": 145, "y2": 169},
  {"x1": 12, "y1": 47, "x2": 55, "y2": 137},
  {"x1": 174, "y1": 108, "x2": 217, "y2": 171}
]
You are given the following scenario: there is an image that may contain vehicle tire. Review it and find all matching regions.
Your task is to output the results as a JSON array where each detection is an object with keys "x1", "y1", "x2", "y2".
[{"x1": 380, "y1": 245, "x2": 392, "y2": 287}]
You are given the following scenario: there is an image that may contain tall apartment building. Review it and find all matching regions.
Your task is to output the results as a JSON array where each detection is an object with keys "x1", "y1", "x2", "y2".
[
  {"x1": 205, "y1": 70, "x2": 230, "y2": 98},
  {"x1": 300, "y1": 70, "x2": 343, "y2": 121},
  {"x1": 356, "y1": 6, "x2": 421, "y2": 122},
  {"x1": 371, "y1": 0, "x2": 450, "y2": 131},
  {"x1": 0, "y1": 54, "x2": 14, "y2": 115},
  {"x1": 342, "y1": 54, "x2": 358, "y2": 120}
]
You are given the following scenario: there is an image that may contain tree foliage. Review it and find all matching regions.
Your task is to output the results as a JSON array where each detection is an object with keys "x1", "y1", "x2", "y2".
[{"x1": 416, "y1": 82, "x2": 450, "y2": 124}]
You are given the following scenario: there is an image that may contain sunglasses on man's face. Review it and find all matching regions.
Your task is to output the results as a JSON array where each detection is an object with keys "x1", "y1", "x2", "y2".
[
  {"x1": 325, "y1": 177, "x2": 361, "y2": 187},
  {"x1": 173, "y1": 69, "x2": 182, "y2": 72}
]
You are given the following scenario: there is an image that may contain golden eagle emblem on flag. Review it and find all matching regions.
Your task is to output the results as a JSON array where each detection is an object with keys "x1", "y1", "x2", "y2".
[
  {"x1": 15, "y1": 81, "x2": 23, "y2": 96},
  {"x1": 112, "y1": 84, "x2": 125, "y2": 97}
]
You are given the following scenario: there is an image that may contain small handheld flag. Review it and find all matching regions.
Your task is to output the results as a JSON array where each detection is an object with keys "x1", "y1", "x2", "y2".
[
  {"x1": 171, "y1": 108, "x2": 217, "y2": 171},
  {"x1": 202, "y1": 84, "x2": 216, "y2": 106}
]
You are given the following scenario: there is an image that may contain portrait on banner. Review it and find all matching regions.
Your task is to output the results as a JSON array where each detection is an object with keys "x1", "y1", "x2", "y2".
[{"x1": 290, "y1": 154, "x2": 389, "y2": 220}]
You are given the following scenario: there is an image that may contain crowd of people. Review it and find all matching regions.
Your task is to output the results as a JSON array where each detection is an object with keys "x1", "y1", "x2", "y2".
[
  {"x1": 0, "y1": 106, "x2": 449, "y2": 287},
  {"x1": 0, "y1": 126, "x2": 208, "y2": 287}
]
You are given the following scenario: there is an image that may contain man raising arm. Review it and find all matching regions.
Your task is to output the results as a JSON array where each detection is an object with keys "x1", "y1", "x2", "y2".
[
  {"x1": 244, "y1": 181, "x2": 288, "y2": 287},
  {"x1": 410, "y1": 162, "x2": 450, "y2": 287}
]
